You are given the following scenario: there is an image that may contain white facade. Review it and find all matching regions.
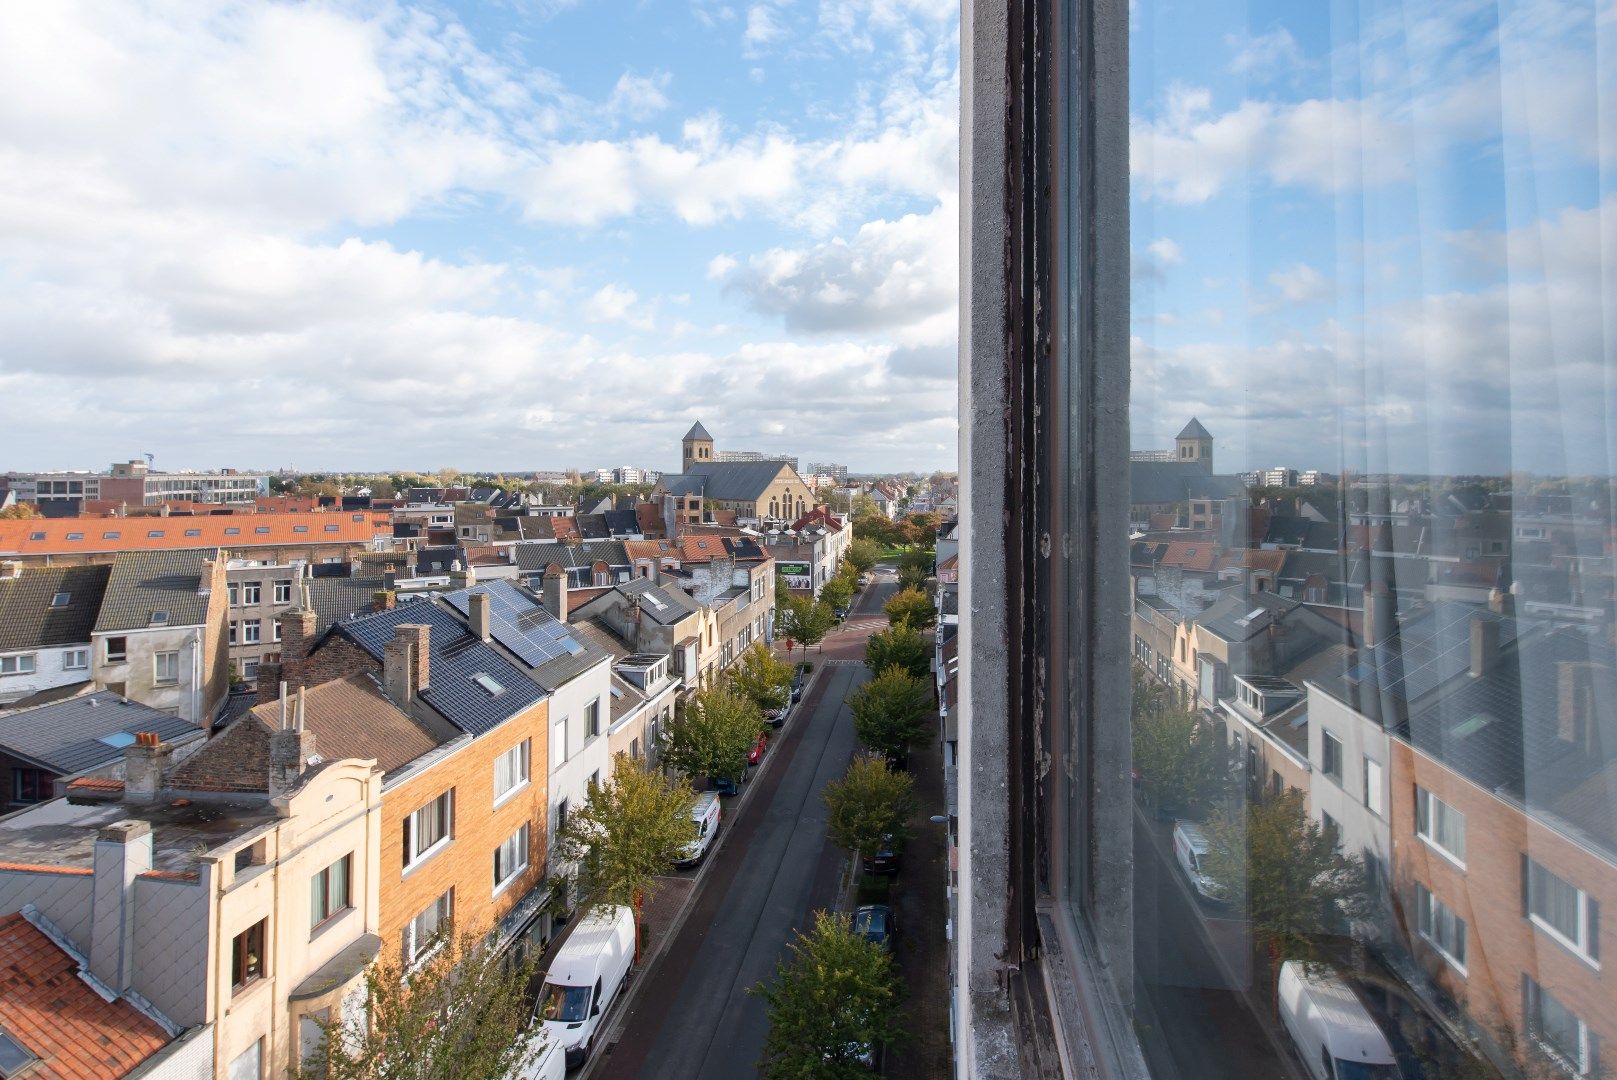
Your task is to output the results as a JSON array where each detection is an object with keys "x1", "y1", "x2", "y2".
[
  {"x1": 92, "y1": 624, "x2": 210, "y2": 722},
  {"x1": 1304, "y1": 682, "x2": 1393, "y2": 923},
  {"x1": 0, "y1": 641, "x2": 93, "y2": 706},
  {"x1": 544, "y1": 655, "x2": 616, "y2": 871}
]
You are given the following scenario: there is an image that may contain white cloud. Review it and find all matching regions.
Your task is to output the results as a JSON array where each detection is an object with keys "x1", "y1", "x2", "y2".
[
  {"x1": 707, "y1": 254, "x2": 738, "y2": 279},
  {"x1": 1264, "y1": 262, "x2": 1331, "y2": 308},
  {"x1": 607, "y1": 71, "x2": 671, "y2": 120},
  {"x1": 1226, "y1": 28, "x2": 1304, "y2": 75},
  {"x1": 584, "y1": 283, "x2": 655, "y2": 329},
  {"x1": 1132, "y1": 236, "x2": 1183, "y2": 279},
  {"x1": 744, "y1": 4, "x2": 786, "y2": 50}
]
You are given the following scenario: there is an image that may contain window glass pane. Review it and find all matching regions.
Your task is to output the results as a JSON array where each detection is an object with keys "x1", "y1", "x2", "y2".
[{"x1": 1125, "y1": 1, "x2": 1616, "y2": 1076}]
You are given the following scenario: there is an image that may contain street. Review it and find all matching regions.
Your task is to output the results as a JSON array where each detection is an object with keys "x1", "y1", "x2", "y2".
[{"x1": 588, "y1": 575, "x2": 900, "y2": 1079}]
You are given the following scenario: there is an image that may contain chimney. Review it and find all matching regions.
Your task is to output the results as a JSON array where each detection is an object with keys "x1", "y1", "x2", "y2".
[
  {"x1": 384, "y1": 636, "x2": 416, "y2": 707},
  {"x1": 89, "y1": 819, "x2": 151, "y2": 991},
  {"x1": 545, "y1": 565, "x2": 570, "y2": 623},
  {"x1": 468, "y1": 591, "x2": 491, "y2": 641},
  {"x1": 1490, "y1": 584, "x2": 1516, "y2": 617},
  {"x1": 373, "y1": 589, "x2": 396, "y2": 613},
  {"x1": 122, "y1": 731, "x2": 170, "y2": 803},
  {"x1": 1469, "y1": 616, "x2": 1499, "y2": 678},
  {"x1": 1362, "y1": 582, "x2": 1396, "y2": 649},
  {"x1": 277, "y1": 606, "x2": 317, "y2": 684},
  {"x1": 383, "y1": 569, "x2": 397, "y2": 590},
  {"x1": 269, "y1": 688, "x2": 319, "y2": 798},
  {"x1": 450, "y1": 563, "x2": 475, "y2": 590},
  {"x1": 1557, "y1": 661, "x2": 1600, "y2": 752}
]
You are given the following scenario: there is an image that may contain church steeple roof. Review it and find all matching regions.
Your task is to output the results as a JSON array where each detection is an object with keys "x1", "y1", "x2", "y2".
[
  {"x1": 1177, "y1": 417, "x2": 1212, "y2": 440},
  {"x1": 683, "y1": 421, "x2": 713, "y2": 442}
]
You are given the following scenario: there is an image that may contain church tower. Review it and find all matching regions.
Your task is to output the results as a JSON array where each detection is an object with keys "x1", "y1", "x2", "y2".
[
  {"x1": 682, "y1": 420, "x2": 715, "y2": 473},
  {"x1": 1175, "y1": 417, "x2": 1213, "y2": 471}
]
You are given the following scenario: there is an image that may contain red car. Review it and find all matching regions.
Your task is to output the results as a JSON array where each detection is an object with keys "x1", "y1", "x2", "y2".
[{"x1": 747, "y1": 733, "x2": 769, "y2": 766}]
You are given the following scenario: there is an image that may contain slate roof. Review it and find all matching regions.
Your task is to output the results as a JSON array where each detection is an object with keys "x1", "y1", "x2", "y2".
[
  {"x1": 441, "y1": 581, "x2": 610, "y2": 693},
  {"x1": 1177, "y1": 417, "x2": 1213, "y2": 440},
  {"x1": 1198, "y1": 592, "x2": 1298, "y2": 642},
  {"x1": 683, "y1": 420, "x2": 714, "y2": 441},
  {"x1": 0, "y1": 912, "x2": 171, "y2": 1078},
  {"x1": 617, "y1": 577, "x2": 702, "y2": 624},
  {"x1": 307, "y1": 575, "x2": 388, "y2": 633},
  {"x1": 603, "y1": 509, "x2": 641, "y2": 536},
  {"x1": 1129, "y1": 461, "x2": 1245, "y2": 506},
  {"x1": 575, "y1": 514, "x2": 612, "y2": 539},
  {"x1": 92, "y1": 550, "x2": 214, "y2": 633},
  {"x1": 661, "y1": 460, "x2": 793, "y2": 503},
  {"x1": 0, "y1": 564, "x2": 111, "y2": 653},
  {"x1": 337, "y1": 598, "x2": 546, "y2": 736},
  {"x1": 514, "y1": 540, "x2": 631, "y2": 576},
  {"x1": 0, "y1": 692, "x2": 201, "y2": 775},
  {"x1": 415, "y1": 546, "x2": 462, "y2": 575}
]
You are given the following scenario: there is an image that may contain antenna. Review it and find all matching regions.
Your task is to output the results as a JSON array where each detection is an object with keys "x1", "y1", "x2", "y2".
[{"x1": 143, "y1": 452, "x2": 155, "y2": 467}]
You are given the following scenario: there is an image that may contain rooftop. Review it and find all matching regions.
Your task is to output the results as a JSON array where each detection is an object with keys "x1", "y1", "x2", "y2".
[
  {"x1": 91, "y1": 549, "x2": 215, "y2": 634},
  {"x1": 0, "y1": 564, "x2": 111, "y2": 653},
  {"x1": 0, "y1": 692, "x2": 202, "y2": 776},
  {"x1": 0, "y1": 793, "x2": 277, "y2": 873}
]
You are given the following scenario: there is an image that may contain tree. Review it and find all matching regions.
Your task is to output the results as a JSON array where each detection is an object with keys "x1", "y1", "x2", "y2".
[
  {"x1": 864, "y1": 624, "x2": 931, "y2": 679},
  {"x1": 1202, "y1": 789, "x2": 1369, "y2": 969},
  {"x1": 846, "y1": 538, "x2": 881, "y2": 574},
  {"x1": 297, "y1": 927, "x2": 543, "y2": 1080},
  {"x1": 819, "y1": 573, "x2": 855, "y2": 613},
  {"x1": 0, "y1": 502, "x2": 40, "y2": 519},
  {"x1": 898, "y1": 547, "x2": 934, "y2": 573},
  {"x1": 1130, "y1": 672, "x2": 1230, "y2": 819},
  {"x1": 728, "y1": 641, "x2": 793, "y2": 711},
  {"x1": 780, "y1": 599, "x2": 836, "y2": 665},
  {"x1": 660, "y1": 687, "x2": 765, "y2": 784},
  {"x1": 556, "y1": 753, "x2": 698, "y2": 958},
  {"x1": 896, "y1": 564, "x2": 928, "y2": 592},
  {"x1": 849, "y1": 666, "x2": 933, "y2": 762},
  {"x1": 754, "y1": 911, "x2": 906, "y2": 1080},
  {"x1": 883, "y1": 586, "x2": 936, "y2": 630},
  {"x1": 823, "y1": 752, "x2": 915, "y2": 861}
]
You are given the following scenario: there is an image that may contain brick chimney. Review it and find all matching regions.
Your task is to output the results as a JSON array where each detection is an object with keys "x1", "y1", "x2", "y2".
[
  {"x1": 450, "y1": 563, "x2": 475, "y2": 590},
  {"x1": 544, "y1": 566, "x2": 570, "y2": 623},
  {"x1": 384, "y1": 623, "x2": 432, "y2": 710},
  {"x1": 1362, "y1": 582, "x2": 1396, "y2": 649},
  {"x1": 89, "y1": 820, "x2": 151, "y2": 991},
  {"x1": 373, "y1": 589, "x2": 396, "y2": 613},
  {"x1": 468, "y1": 591, "x2": 491, "y2": 641},
  {"x1": 277, "y1": 606, "x2": 318, "y2": 685},
  {"x1": 122, "y1": 732, "x2": 171, "y2": 804},
  {"x1": 1557, "y1": 661, "x2": 1600, "y2": 752},
  {"x1": 269, "y1": 688, "x2": 319, "y2": 799},
  {"x1": 1469, "y1": 616, "x2": 1499, "y2": 678}
]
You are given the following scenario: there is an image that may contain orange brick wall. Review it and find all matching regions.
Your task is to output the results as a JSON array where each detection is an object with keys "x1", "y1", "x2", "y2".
[
  {"x1": 378, "y1": 698, "x2": 552, "y2": 962},
  {"x1": 1389, "y1": 738, "x2": 1615, "y2": 1065}
]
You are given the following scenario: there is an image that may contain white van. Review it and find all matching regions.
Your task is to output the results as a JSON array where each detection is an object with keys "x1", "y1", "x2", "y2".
[
  {"x1": 675, "y1": 791, "x2": 722, "y2": 868},
  {"x1": 1278, "y1": 961, "x2": 1400, "y2": 1080},
  {"x1": 536, "y1": 905, "x2": 636, "y2": 1071},
  {"x1": 513, "y1": 1032, "x2": 567, "y2": 1080},
  {"x1": 1171, "y1": 820, "x2": 1226, "y2": 902}
]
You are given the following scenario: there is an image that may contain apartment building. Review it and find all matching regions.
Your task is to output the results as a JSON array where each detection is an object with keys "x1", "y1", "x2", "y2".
[
  {"x1": 0, "y1": 511, "x2": 394, "y2": 569},
  {"x1": 226, "y1": 558, "x2": 305, "y2": 681},
  {"x1": 0, "y1": 562, "x2": 110, "y2": 708},
  {"x1": 572, "y1": 578, "x2": 708, "y2": 695},
  {"x1": 0, "y1": 716, "x2": 386, "y2": 1079},
  {"x1": 4, "y1": 461, "x2": 264, "y2": 511},
  {"x1": 90, "y1": 550, "x2": 230, "y2": 725}
]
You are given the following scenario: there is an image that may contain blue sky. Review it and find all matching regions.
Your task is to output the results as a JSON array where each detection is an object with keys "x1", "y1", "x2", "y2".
[
  {"x1": 1131, "y1": 0, "x2": 1615, "y2": 476},
  {"x1": 0, "y1": 0, "x2": 958, "y2": 474}
]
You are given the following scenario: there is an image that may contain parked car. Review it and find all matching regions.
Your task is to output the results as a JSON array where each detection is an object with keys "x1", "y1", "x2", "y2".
[
  {"x1": 862, "y1": 835, "x2": 902, "y2": 875},
  {"x1": 514, "y1": 1033, "x2": 567, "y2": 1080},
  {"x1": 852, "y1": 905, "x2": 896, "y2": 951},
  {"x1": 707, "y1": 775, "x2": 740, "y2": 797},
  {"x1": 1278, "y1": 962, "x2": 1399, "y2": 1080},
  {"x1": 834, "y1": 605, "x2": 851, "y2": 620},
  {"x1": 535, "y1": 905, "x2": 636, "y2": 1070},
  {"x1": 790, "y1": 673, "x2": 806, "y2": 702},
  {"x1": 1171, "y1": 820, "x2": 1227, "y2": 902},
  {"x1": 766, "y1": 701, "x2": 792, "y2": 728},
  {"x1": 674, "y1": 791, "x2": 722, "y2": 868},
  {"x1": 747, "y1": 732, "x2": 769, "y2": 766},
  {"x1": 858, "y1": 573, "x2": 872, "y2": 587}
]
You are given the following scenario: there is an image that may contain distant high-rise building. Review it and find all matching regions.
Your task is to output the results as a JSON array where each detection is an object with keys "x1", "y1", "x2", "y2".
[
  {"x1": 806, "y1": 462, "x2": 849, "y2": 483},
  {"x1": 4, "y1": 460, "x2": 265, "y2": 510}
]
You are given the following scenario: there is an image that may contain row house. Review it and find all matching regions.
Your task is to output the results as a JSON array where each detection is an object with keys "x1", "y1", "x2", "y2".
[
  {"x1": 573, "y1": 578, "x2": 708, "y2": 695},
  {"x1": 0, "y1": 562, "x2": 110, "y2": 708}
]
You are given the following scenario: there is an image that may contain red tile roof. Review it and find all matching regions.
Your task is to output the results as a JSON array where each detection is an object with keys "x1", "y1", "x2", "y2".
[
  {"x1": 1159, "y1": 541, "x2": 1219, "y2": 572},
  {"x1": 0, "y1": 912, "x2": 170, "y2": 1078},
  {"x1": 0, "y1": 512, "x2": 391, "y2": 557}
]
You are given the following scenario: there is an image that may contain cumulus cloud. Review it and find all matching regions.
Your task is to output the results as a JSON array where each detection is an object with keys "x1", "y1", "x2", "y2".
[
  {"x1": 1226, "y1": 28, "x2": 1304, "y2": 75},
  {"x1": 1132, "y1": 237, "x2": 1183, "y2": 279},
  {"x1": 607, "y1": 71, "x2": 672, "y2": 120}
]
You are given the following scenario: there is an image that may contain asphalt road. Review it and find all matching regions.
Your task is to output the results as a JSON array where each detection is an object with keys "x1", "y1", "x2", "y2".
[{"x1": 591, "y1": 576, "x2": 898, "y2": 1079}]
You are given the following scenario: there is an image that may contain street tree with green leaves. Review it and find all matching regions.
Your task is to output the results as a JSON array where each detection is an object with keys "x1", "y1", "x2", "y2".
[
  {"x1": 883, "y1": 586, "x2": 937, "y2": 629},
  {"x1": 1130, "y1": 669, "x2": 1230, "y2": 819},
  {"x1": 896, "y1": 564, "x2": 928, "y2": 592},
  {"x1": 297, "y1": 928, "x2": 543, "y2": 1080},
  {"x1": 728, "y1": 641, "x2": 794, "y2": 711},
  {"x1": 819, "y1": 572, "x2": 856, "y2": 613},
  {"x1": 556, "y1": 752, "x2": 699, "y2": 911},
  {"x1": 754, "y1": 911, "x2": 906, "y2": 1080},
  {"x1": 1202, "y1": 789, "x2": 1369, "y2": 970},
  {"x1": 864, "y1": 624, "x2": 931, "y2": 680},
  {"x1": 824, "y1": 752, "x2": 915, "y2": 862},
  {"x1": 850, "y1": 666, "x2": 933, "y2": 763},
  {"x1": 660, "y1": 687, "x2": 765, "y2": 784},
  {"x1": 781, "y1": 598, "x2": 837, "y2": 665},
  {"x1": 846, "y1": 538, "x2": 881, "y2": 574}
]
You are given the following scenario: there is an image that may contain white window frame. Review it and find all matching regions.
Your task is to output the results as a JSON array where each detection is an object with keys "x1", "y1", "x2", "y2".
[
  {"x1": 493, "y1": 824, "x2": 530, "y2": 896},
  {"x1": 0, "y1": 654, "x2": 36, "y2": 676},
  {"x1": 402, "y1": 790, "x2": 454, "y2": 872},
  {"x1": 1320, "y1": 729, "x2": 1343, "y2": 785},
  {"x1": 1363, "y1": 756, "x2": 1384, "y2": 817},
  {"x1": 1524, "y1": 976, "x2": 1594, "y2": 1076},
  {"x1": 62, "y1": 648, "x2": 89, "y2": 671},
  {"x1": 227, "y1": 582, "x2": 239, "y2": 606},
  {"x1": 272, "y1": 620, "x2": 281, "y2": 643},
  {"x1": 229, "y1": 620, "x2": 238, "y2": 645},
  {"x1": 104, "y1": 636, "x2": 126, "y2": 663},
  {"x1": 242, "y1": 620, "x2": 261, "y2": 645},
  {"x1": 1415, "y1": 786, "x2": 1467, "y2": 868},
  {"x1": 403, "y1": 889, "x2": 453, "y2": 968},
  {"x1": 154, "y1": 651, "x2": 180, "y2": 685},
  {"x1": 586, "y1": 698, "x2": 601, "y2": 738},
  {"x1": 242, "y1": 659, "x2": 259, "y2": 680},
  {"x1": 1525, "y1": 858, "x2": 1600, "y2": 967},
  {"x1": 241, "y1": 582, "x2": 261, "y2": 605},
  {"x1": 551, "y1": 716, "x2": 569, "y2": 771},
  {"x1": 493, "y1": 740, "x2": 531, "y2": 807},
  {"x1": 274, "y1": 579, "x2": 293, "y2": 604},
  {"x1": 1415, "y1": 882, "x2": 1468, "y2": 974}
]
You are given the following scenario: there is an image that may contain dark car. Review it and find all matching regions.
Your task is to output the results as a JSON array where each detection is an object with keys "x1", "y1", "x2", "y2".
[
  {"x1": 766, "y1": 702, "x2": 791, "y2": 729},
  {"x1": 834, "y1": 606, "x2": 851, "y2": 620},
  {"x1": 747, "y1": 732, "x2": 769, "y2": 766},
  {"x1": 790, "y1": 674, "x2": 805, "y2": 703},
  {"x1": 708, "y1": 775, "x2": 740, "y2": 797},
  {"x1": 862, "y1": 835, "x2": 901, "y2": 875},
  {"x1": 852, "y1": 905, "x2": 895, "y2": 951}
]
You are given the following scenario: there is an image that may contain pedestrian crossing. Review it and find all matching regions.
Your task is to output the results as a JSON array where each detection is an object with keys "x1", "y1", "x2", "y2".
[{"x1": 838, "y1": 618, "x2": 887, "y2": 634}]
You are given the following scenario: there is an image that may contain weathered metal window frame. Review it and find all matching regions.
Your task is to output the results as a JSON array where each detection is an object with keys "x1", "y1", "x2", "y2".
[{"x1": 959, "y1": 0, "x2": 1140, "y2": 1071}]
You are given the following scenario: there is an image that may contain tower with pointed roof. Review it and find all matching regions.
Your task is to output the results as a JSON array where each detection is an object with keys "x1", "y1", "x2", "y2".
[
  {"x1": 682, "y1": 420, "x2": 715, "y2": 473},
  {"x1": 1175, "y1": 417, "x2": 1213, "y2": 472}
]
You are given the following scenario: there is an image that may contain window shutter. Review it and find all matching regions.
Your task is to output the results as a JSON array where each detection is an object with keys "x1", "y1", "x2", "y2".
[
  {"x1": 1521, "y1": 854, "x2": 1531, "y2": 918},
  {"x1": 1587, "y1": 897, "x2": 1599, "y2": 962}
]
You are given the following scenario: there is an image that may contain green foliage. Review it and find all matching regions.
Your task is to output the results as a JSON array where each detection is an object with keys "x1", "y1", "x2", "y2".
[
  {"x1": 823, "y1": 752, "x2": 915, "y2": 859},
  {"x1": 863, "y1": 624, "x2": 931, "y2": 679},
  {"x1": 661, "y1": 687, "x2": 765, "y2": 784},
  {"x1": 556, "y1": 753, "x2": 699, "y2": 913},
  {"x1": 896, "y1": 564, "x2": 928, "y2": 592},
  {"x1": 883, "y1": 586, "x2": 936, "y2": 629},
  {"x1": 754, "y1": 911, "x2": 906, "y2": 1080},
  {"x1": 819, "y1": 573, "x2": 855, "y2": 613},
  {"x1": 729, "y1": 642, "x2": 794, "y2": 711},
  {"x1": 1202, "y1": 789, "x2": 1369, "y2": 964},
  {"x1": 845, "y1": 538, "x2": 881, "y2": 574},
  {"x1": 1130, "y1": 668, "x2": 1230, "y2": 819},
  {"x1": 296, "y1": 928, "x2": 543, "y2": 1080},
  {"x1": 853, "y1": 512, "x2": 903, "y2": 548},
  {"x1": 897, "y1": 548, "x2": 934, "y2": 573},
  {"x1": 781, "y1": 599, "x2": 837, "y2": 659},
  {"x1": 850, "y1": 666, "x2": 933, "y2": 761}
]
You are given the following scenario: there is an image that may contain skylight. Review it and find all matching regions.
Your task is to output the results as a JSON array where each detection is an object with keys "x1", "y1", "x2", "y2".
[
  {"x1": 149, "y1": 611, "x2": 170, "y2": 625},
  {"x1": 473, "y1": 673, "x2": 504, "y2": 696},
  {"x1": 0, "y1": 1029, "x2": 38, "y2": 1075},
  {"x1": 49, "y1": 592, "x2": 70, "y2": 608},
  {"x1": 98, "y1": 731, "x2": 138, "y2": 748}
]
